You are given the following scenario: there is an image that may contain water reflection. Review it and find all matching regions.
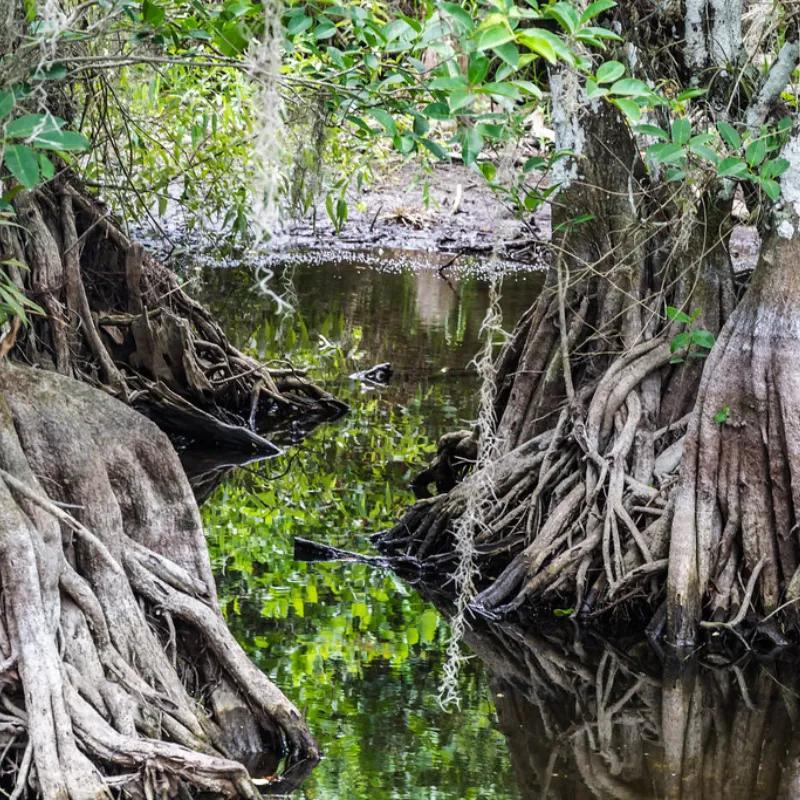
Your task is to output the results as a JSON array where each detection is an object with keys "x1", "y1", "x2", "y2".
[
  {"x1": 193, "y1": 250, "x2": 544, "y2": 797},
  {"x1": 458, "y1": 614, "x2": 800, "y2": 800},
  {"x1": 193, "y1": 249, "x2": 800, "y2": 800},
  {"x1": 414, "y1": 268, "x2": 459, "y2": 329}
]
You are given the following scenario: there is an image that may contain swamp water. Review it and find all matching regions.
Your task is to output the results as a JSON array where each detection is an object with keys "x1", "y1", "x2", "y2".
[{"x1": 187, "y1": 250, "x2": 800, "y2": 799}]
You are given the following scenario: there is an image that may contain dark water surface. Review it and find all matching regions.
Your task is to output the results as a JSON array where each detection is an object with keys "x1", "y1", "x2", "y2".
[{"x1": 190, "y1": 250, "x2": 800, "y2": 799}]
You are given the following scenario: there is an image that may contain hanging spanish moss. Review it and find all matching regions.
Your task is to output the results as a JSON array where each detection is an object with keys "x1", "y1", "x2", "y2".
[
  {"x1": 247, "y1": 0, "x2": 292, "y2": 313},
  {"x1": 439, "y1": 260, "x2": 504, "y2": 707}
]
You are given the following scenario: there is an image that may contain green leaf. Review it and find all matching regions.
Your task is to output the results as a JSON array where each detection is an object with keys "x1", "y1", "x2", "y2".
[
  {"x1": 761, "y1": 158, "x2": 790, "y2": 179},
  {"x1": 0, "y1": 284, "x2": 29, "y2": 323},
  {"x1": 33, "y1": 129, "x2": 90, "y2": 151},
  {"x1": 717, "y1": 121, "x2": 741, "y2": 150},
  {"x1": 368, "y1": 108, "x2": 396, "y2": 135},
  {"x1": 670, "y1": 331, "x2": 691, "y2": 353},
  {"x1": 383, "y1": 18, "x2": 413, "y2": 42},
  {"x1": 38, "y1": 153, "x2": 54, "y2": 181},
  {"x1": 4, "y1": 145, "x2": 40, "y2": 189},
  {"x1": 614, "y1": 98, "x2": 640, "y2": 122},
  {"x1": 633, "y1": 124, "x2": 668, "y2": 140},
  {"x1": 716, "y1": 156, "x2": 748, "y2": 179},
  {"x1": 688, "y1": 142, "x2": 719, "y2": 165},
  {"x1": 468, "y1": 53, "x2": 490, "y2": 85},
  {"x1": 477, "y1": 24, "x2": 513, "y2": 51},
  {"x1": 440, "y1": 2, "x2": 475, "y2": 32},
  {"x1": 760, "y1": 178, "x2": 781, "y2": 201},
  {"x1": 665, "y1": 167, "x2": 686, "y2": 182},
  {"x1": 413, "y1": 114, "x2": 429, "y2": 136},
  {"x1": 462, "y1": 126, "x2": 483, "y2": 165},
  {"x1": 481, "y1": 81, "x2": 521, "y2": 100},
  {"x1": 518, "y1": 32, "x2": 557, "y2": 64},
  {"x1": 546, "y1": 2, "x2": 580, "y2": 34},
  {"x1": 745, "y1": 138, "x2": 767, "y2": 167},
  {"x1": 579, "y1": 25, "x2": 623, "y2": 41},
  {"x1": 479, "y1": 161, "x2": 497, "y2": 182},
  {"x1": 691, "y1": 329, "x2": 715, "y2": 349},
  {"x1": 448, "y1": 88, "x2": 475, "y2": 112},
  {"x1": 714, "y1": 407, "x2": 730, "y2": 424},
  {"x1": 532, "y1": 29, "x2": 579, "y2": 63},
  {"x1": 671, "y1": 117, "x2": 691, "y2": 145},
  {"x1": 313, "y1": 18, "x2": 337, "y2": 39},
  {"x1": 494, "y1": 42, "x2": 519, "y2": 68},
  {"x1": 595, "y1": 60, "x2": 624, "y2": 84},
  {"x1": 523, "y1": 156, "x2": 545, "y2": 173},
  {"x1": 141, "y1": 0, "x2": 165, "y2": 26},
  {"x1": 429, "y1": 76, "x2": 468, "y2": 91},
  {"x1": 346, "y1": 115, "x2": 374, "y2": 135},
  {"x1": 608, "y1": 78, "x2": 650, "y2": 96},
  {"x1": 580, "y1": 0, "x2": 616, "y2": 24},
  {"x1": 666, "y1": 305, "x2": 691, "y2": 324},
  {"x1": 674, "y1": 87, "x2": 707, "y2": 101},
  {"x1": 393, "y1": 133, "x2": 415, "y2": 153},
  {"x1": 286, "y1": 14, "x2": 311, "y2": 34},
  {"x1": 6, "y1": 113, "x2": 65, "y2": 138},
  {"x1": 422, "y1": 101, "x2": 451, "y2": 120},
  {"x1": 512, "y1": 79, "x2": 542, "y2": 97},
  {"x1": 0, "y1": 91, "x2": 13, "y2": 119},
  {"x1": 585, "y1": 78, "x2": 608, "y2": 99},
  {"x1": 574, "y1": 31, "x2": 604, "y2": 47},
  {"x1": 419, "y1": 137, "x2": 449, "y2": 161}
]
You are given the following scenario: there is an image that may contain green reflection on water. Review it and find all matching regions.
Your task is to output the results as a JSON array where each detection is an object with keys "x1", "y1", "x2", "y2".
[{"x1": 196, "y1": 254, "x2": 543, "y2": 798}]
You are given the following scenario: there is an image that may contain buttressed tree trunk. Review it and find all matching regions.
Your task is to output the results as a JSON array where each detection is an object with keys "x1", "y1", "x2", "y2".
[
  {"x1": 0, "y1": 362, "x2": 318, "y2": 797},
  {"x1": 378, "y1": 2, "x2": 800, "y2": 642},
  {"x1": 0, "y1": 174, "x2": 341, "y2": 794},
  {"x1": 378, "y1": 75, "x2": 735, "y2": 620},
  {"x1": 668, "y1": 131, "x2": 800, "y2": 645}
]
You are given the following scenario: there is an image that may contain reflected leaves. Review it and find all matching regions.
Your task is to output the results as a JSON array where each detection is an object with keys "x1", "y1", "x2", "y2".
[{"x1": 202, "y1": 385, "x2": 518, "y2": 798}]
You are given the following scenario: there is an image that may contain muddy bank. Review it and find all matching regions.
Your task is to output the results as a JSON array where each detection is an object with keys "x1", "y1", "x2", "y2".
[
  {"x1": 280, "y1": 162, "x2": 550, "y2": 263},
  {"x1": 280, "y1": 160, "x2": 760, "y2": 273},
  {"x1": 133, "y1": 160, "x2": 759, "y2": 274}
]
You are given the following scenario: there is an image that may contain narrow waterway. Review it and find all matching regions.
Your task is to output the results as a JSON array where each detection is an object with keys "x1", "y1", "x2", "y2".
[{"x1": 191, "y1": 249, "x2": 543, "y2": 798}]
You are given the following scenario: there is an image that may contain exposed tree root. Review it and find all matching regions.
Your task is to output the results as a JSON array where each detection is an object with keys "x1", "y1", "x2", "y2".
[
  {"x1": 1, "y1": 178, "x2": 346, "y2": 461},
  {"x1": 0, "y1": 363, "x2": 318, "y2": 798},
  {"x1": 376, "y1": 106, "x2": 743, "y2": 632},
  {"x1": 379, "y1": 336, "x2": 683, "y2": 618}
]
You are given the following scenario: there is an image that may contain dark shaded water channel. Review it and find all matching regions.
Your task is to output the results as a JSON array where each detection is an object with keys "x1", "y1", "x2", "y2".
[{"x1": 189, "y1": 250, "x2": 800, "y2": 799}]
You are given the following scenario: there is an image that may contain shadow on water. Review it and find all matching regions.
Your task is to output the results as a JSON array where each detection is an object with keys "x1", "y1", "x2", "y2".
[{"x1": 188, "y1": 249, "x2": 800, "y2": 799}]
